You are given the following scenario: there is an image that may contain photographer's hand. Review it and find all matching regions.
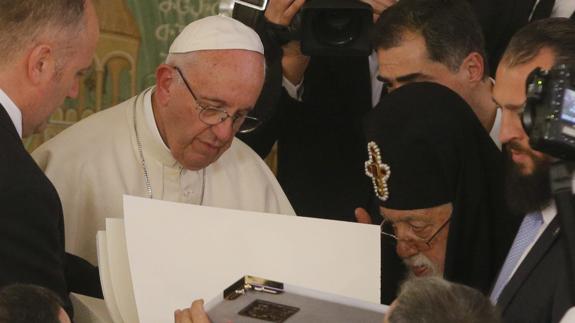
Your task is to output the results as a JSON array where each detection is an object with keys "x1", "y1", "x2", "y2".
[
  {"x1": 265, "y1": 0, "x2": 306, "y2": 26},
  {"x1": 265, "y1": 0, "x2": 309, "y2": 87},
  {"x1": 361, "y1": 0, "x2": 398, "y2": 21},
  {"x1": 281, "y1": 41, "x2": 309, "y2": 86}
]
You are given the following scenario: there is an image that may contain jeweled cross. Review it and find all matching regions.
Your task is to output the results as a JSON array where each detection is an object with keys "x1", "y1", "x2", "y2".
[{"x1": 365, "y1": 141, "x2": 391, "y2": 201}]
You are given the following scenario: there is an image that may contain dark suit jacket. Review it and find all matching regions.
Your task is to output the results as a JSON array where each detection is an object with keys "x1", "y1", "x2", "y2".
[
  {"x1": 238, "y1": 21, "x2": 374, "y2": 221},
  {"x1": 497, "y1": 216, "x2": 573, "y2": 323},
  {"x1": 468, "y1": 0, "x2": 534, "y2": 73},
  {"x1": 237, "y1": 0, "x2": 546, "y2": 220},
  {"x1": 0, "y1": 105, "x2": 102, "y2": 317}
]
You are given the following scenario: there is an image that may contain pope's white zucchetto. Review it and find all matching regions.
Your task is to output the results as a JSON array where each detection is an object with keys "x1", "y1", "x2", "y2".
[{"x1": 169, "y1": 15, "x2": 264, "y2": 55}]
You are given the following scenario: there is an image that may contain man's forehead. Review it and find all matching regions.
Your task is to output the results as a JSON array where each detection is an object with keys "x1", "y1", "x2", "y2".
[
  {"x1": 377, "y1": 39, "x2": 428, "y2": 67},
  {"x1": 380, "y1": 203, "x2": 452, "y2": 221},
  {"x1": 494, "y1": 50, "x2": 556, "y2": 108},
  {"x1": 492, "y1": 66, "x2": 528, "y2": 109},
  {"x1": 376, "y1": 40, "x2": 454, "y2": 84},
  {"x1": 380, "y1": 207, "x2": 435, "y2": 221}
]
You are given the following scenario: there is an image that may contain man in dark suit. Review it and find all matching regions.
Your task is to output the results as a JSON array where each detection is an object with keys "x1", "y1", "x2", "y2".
[
  {"x1": 491, "y1": 18, "x2": 575, "y2": 323},
  {"x1": 237, "y1": 0, "x2": 508, "y2": 222},
  {"x1": 0, "y1": 0, "x2": 102, "y2": 317}
]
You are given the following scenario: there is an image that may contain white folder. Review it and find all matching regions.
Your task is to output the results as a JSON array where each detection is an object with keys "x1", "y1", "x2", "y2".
[{"x1": 96, "y1": 195, "x2": 381, "y2": 323}]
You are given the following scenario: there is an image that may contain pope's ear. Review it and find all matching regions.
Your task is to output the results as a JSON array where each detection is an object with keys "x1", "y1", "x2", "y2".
[
  {"x1": 155, "y1": 64, "x2": 176, "y2": 106},
  {"x1": 27, "y1": 44, "x2": 56, "y2": 85}
]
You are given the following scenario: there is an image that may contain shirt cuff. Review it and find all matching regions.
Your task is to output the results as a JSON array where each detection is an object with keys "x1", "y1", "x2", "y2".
[{"x1": 282, "y1": 76, "x2": 304, "y2": 101}]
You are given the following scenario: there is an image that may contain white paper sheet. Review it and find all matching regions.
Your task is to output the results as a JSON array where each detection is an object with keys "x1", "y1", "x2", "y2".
[
  {"x1": 96, "y1": 232, "x2": 123, "y2": 323},
  {"x1": 123, "y1": 195, "x2": 380, "y2": 323},
  {"x1": 104, "y1": 219, "x2": 139, "y2": 323}
]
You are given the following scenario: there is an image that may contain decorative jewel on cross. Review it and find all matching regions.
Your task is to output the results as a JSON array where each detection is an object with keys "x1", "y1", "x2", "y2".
[{"x1": 365, "y1": 141, "x2": 391, "y2": 202}]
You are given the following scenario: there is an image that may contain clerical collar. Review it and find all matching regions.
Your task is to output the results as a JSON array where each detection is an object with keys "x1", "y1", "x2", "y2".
[
  {"x1": 143, "y1": 88, "x2": 171, "y2": 154},
  {"x1": 133, "y1": 88, "x2": 206, "y2": 202},
  {"x1": 0, "y1": 88, "x2": 23, "y2": 138}
]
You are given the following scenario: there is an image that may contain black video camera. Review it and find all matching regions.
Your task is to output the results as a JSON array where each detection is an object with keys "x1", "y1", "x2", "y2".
[
  {"x1": 223, "y1": 0, "x2": 373, "y2": 56},
  {"x1": 523, "y1": 65, "x2": 575, "y2": 161}
]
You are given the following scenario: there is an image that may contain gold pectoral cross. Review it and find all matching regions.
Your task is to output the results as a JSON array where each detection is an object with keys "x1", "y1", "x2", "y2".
[{"x1": 365, "y1": 141, "x2": 391, "y2": 202}]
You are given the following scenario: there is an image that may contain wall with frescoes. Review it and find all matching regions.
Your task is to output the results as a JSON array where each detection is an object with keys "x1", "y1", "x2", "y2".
[{"x1": 25, "y1": 0, "x2": 219, "y2": 151}]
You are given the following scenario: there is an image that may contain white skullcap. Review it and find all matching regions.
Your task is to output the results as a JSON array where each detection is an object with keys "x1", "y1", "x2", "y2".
[{"x1": 169, "y1": 15, "x2": 264, "y2": 55}]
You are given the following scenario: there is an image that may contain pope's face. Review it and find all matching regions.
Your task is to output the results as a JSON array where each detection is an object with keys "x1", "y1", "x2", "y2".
[
  {"x1": 380, "y1": 203, "x2": 451, "y2": 278},
  {"x1": 159, "y1": 50, "x2": 264, "y2": 170}
]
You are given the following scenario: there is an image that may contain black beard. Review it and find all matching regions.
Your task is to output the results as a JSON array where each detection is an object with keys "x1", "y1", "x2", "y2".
[{"x1": 504, "y1": 147, "x2": 552, "y2": 215}]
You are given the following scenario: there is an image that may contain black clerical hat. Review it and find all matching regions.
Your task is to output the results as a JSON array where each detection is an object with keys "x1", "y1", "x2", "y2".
[
  {"x1": 363, "y1": 82, "x2": 520, "y2": 303},
  {"x1": 364, "y1": 82, "x2": 469, "y2": 210}
]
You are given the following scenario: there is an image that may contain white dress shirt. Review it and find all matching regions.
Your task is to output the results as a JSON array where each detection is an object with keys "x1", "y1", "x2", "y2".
[
  {"x1": 530, "y1": 0, "x2": 575, "y2": 19},
  {"x1": 490, "y1": 107, "x2": 502, "y2": 150},
  {"x1": 0, "y1": 88, "x2": 22, "y2": 138},
  {"x1": 552, "y1": 0, "x2": 575, "y2": 18}
]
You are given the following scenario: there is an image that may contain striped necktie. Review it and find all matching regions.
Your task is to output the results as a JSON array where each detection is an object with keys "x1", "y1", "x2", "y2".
[{"x1": 490, "y1": 211, "x2": 543, "y2": 303}]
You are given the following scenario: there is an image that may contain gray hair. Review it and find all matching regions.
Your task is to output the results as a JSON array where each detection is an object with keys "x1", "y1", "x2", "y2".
[
  {"x1": 388, "y1": 277, "x2": 502, "y2": 323},
  {"x1": 0, "y1": 0, "x2": 87, "y2": 65}
]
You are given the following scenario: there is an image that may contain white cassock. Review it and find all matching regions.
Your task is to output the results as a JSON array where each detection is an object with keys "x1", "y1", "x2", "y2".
[
  {"x1": 33, "y1": 87, "x2": 296, "y2": 264},
  {"x1": 561, "y1": 308, "x2": 575, "y2": 323}
]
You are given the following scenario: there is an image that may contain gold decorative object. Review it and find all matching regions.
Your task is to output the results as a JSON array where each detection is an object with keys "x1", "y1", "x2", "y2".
[{"x1": 365, "y1": 141, "x2": 391, "y2": 202}]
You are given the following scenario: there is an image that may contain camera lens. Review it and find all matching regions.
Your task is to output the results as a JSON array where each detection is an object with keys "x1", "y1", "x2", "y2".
[
  {"x1": 311, "y1": 10, "x2": 361, "y2": 47},
  {"x1": 521, "y1": 102, "x2": 535, "y2": 136}
]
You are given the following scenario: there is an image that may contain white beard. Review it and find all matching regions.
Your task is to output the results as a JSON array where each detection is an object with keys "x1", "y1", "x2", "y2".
[{"x1": 403, "y1": 253, "x2": 441, "y2": 280}]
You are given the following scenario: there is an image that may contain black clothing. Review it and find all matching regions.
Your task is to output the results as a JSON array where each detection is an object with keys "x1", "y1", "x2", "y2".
[
  {"x1": 497, "y1": 216, "x2": 573, "y2": 323},
  {"x1": 238, "y1": 19, "x2": 374, "y2": 221},
  {"x1": 0, "y1": 105, "x2": 102, "y2": 317},
  {"x1": 363, "y1": 83, "x2": 520, "y2": 303}
]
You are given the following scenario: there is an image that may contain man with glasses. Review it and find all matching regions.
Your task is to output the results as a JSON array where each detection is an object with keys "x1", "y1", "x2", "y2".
[
  {"x1": 32, "y1": 15, "x2": 295, "y2": 265},
  {"x1": 363, "y1": 82, "x2": 519, "y2": 303}
]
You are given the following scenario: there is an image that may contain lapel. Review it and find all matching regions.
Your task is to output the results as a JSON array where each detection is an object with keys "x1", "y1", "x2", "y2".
[
  {"x1": 0, "y1": 103, "x2": 21, "y2": 141},
  {"x1": 497, "y1": 216, "x2": 561, "y2": 311}
]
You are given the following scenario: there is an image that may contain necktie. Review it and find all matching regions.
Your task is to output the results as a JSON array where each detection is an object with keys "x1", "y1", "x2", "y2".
[
  {"x1": 490, "y1": 212, "x2": 543, "y2": 303},
  {"x1": 531, "y1": 0, "x2": 556, "y2": 21}
]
